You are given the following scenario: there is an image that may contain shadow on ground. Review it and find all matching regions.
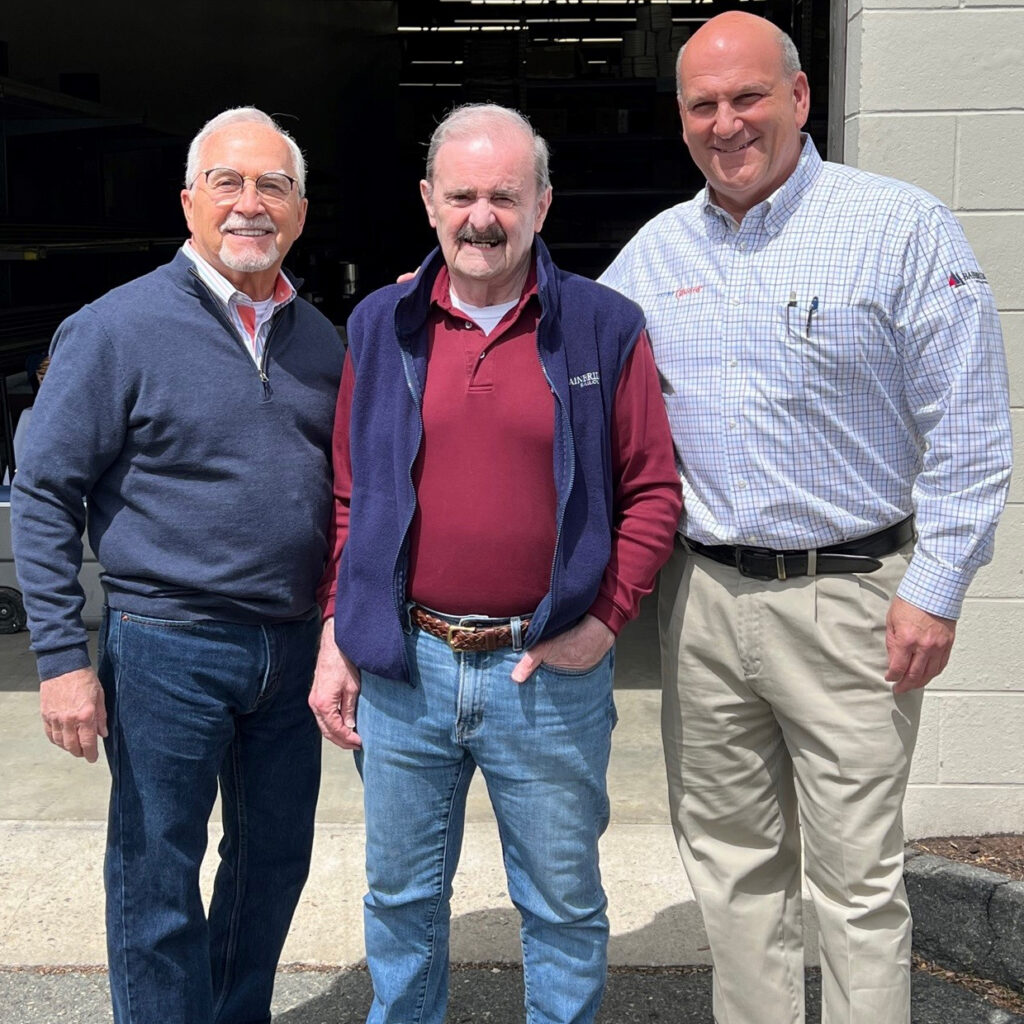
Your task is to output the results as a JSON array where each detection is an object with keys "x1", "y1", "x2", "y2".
[{"x1": 6, "y1": 964, "x2": 1023, "y2": 1023}]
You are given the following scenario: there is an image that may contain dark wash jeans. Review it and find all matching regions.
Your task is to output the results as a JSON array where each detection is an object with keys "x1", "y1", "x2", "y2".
[{"x1": 97, "y1": 608, "x2": 322, "y2": 1024}]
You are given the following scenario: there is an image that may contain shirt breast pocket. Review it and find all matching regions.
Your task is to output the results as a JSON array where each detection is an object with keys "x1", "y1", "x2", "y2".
[{"x1": 779, "y1": 296, "x2": 894, "y2": 401}]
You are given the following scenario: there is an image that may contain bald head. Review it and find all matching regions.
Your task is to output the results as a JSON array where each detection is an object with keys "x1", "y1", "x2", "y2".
[
  {"x1": 673, "y1": 12, "x2": 810, "y2": 222},
  {"x1": 677, "y1": 13, "x2": 801, "y2": 99}
]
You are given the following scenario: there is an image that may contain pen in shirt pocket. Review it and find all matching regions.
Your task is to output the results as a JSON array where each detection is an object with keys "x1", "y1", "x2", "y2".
[
  {"x1": 806, "y1": 296, "x2": 819, "y2": 336},
  {"x1": 786, "y1": 293, "x2": 820, "y2": 336}
]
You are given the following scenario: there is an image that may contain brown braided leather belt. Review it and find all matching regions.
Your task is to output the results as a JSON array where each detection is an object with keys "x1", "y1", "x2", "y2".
[{"x1": 410, "y1": 606, "x2": 530, "y2": 652}]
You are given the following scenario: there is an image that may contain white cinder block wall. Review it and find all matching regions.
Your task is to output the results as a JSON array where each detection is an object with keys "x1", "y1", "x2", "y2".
[{"x1": 843, "y1": 0, "x2": 1024, "y2": 837}]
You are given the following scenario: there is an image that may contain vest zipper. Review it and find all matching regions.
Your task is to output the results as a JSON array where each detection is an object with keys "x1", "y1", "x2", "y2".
[
  {"x1": 394, "y1": 346, "x2": 425, "y2": 675},
  {"x1": 536, "y1": 347, "x2": 574, "y2": 647}
]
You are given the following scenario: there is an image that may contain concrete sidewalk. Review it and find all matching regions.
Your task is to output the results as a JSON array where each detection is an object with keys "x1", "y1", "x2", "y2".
[
  {"x1": 3, "y1": 603, "x2": 1020, "y2": 1022},
  {"x1": 1, "y1": 602, "x2": 722, "y2": 971}
]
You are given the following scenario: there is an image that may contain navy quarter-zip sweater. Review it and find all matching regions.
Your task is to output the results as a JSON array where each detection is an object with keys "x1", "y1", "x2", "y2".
[
  {"x1": 12, "y1": 250, "x2": 344, "y2": 681},
  {"x1": 333, "y1": 239, "x2": 650, "y2": 682}
]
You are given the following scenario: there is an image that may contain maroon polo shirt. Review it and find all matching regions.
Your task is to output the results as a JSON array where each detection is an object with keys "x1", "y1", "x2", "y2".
[
  {"x1": 407, "y1": 264, "x2": 556, "y2": 616},
  {"x1": 318, "y1": 260, "x2": 682, "y2": 637}
]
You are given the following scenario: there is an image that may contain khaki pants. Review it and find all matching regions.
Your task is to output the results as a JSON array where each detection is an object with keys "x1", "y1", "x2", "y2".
[{"x1": 659, "y1": 539, "x2": 923, "y2": 1024}]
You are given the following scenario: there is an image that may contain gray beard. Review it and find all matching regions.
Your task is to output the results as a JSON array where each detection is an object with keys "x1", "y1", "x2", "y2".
[{"x1": 219, "y1": 241, "x2": 279, "y2": 273}]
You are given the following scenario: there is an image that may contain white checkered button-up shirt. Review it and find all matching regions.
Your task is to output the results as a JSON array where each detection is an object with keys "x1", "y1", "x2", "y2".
[{"x1": 600, "y1": 137, "x2": 1012, "y2": 619}]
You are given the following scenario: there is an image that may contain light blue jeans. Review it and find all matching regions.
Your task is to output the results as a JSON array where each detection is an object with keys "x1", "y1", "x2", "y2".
[
  {"x1": 356, "y1": 625, "x2": 617, "y2": 1024},
  {"x1": 98, "y1": 608, "x2": 322, "y2": 1024}
]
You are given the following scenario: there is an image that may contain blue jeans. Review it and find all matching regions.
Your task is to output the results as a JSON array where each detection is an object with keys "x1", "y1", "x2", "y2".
[
  {"x1": 97, "y1": 608, "x2": 322, "y2": 1024},
  {"x1": 356, "y1": 625, "x2": 616, "y2": 1024}
]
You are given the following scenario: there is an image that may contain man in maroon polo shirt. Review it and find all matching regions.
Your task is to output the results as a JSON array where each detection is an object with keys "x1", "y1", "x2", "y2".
[{"x1": 310, "y1": 103, "x2": 681, "y2": 1024}]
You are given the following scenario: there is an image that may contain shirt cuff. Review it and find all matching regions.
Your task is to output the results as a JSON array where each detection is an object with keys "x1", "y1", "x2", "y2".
[
  {"x1": 36, "y1": 643, "x2": 92, "y2": 683},
  {"x1": 586, "y1": 594, "x2": 628, "y2": 636},
  {"x1": 318, "y1": 590, "x2": 336, "y2": 622},
  {"x1": 896, "y1": 553, "x2": 972, "y2": 620}
]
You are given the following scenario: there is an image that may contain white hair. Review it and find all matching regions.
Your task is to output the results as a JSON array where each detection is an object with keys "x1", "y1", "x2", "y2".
[
  {"x1": 185, "y1": 106, "x2": 306, "y2": 196},
  {"x1": 424, "y1": 103, "x2": 550, "y2": 195}
]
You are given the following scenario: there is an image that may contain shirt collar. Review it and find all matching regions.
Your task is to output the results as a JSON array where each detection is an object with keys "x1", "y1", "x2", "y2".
[
  {"x1": 429, "y1": 258, "x2": 539, "y2": 323},
  {"x1": 181, "y1": 241, "x2": 296, "y2": 309},
  {"x1": 701, "y1": 135, "x2": 823, "y2": 236}
]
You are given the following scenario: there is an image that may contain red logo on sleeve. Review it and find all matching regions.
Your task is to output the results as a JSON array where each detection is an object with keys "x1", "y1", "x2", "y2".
[{"x1": 948, "y1": 270, "x2": 987, "y2": 287}]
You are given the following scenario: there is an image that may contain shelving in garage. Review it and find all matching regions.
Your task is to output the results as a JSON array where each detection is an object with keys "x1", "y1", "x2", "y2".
[{"x1": 394, "y1": 0, "x2": 830, "y2": 278}]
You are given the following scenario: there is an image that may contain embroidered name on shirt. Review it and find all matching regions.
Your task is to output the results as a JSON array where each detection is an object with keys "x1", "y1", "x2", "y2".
[
  {"x1": 948, "y1": 270, "x2": 987, "y2": 287},
  {"x1": 570, "y1": 371, "x2": 601, "y2": 389},
  {"x1": 675, "y1": 285, "x2": 704, "y2": 298}
]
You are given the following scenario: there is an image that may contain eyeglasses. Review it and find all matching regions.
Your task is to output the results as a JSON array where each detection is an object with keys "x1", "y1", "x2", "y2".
[{"x1": 190, "y1": 167, "x2": 298, "y2": 204}]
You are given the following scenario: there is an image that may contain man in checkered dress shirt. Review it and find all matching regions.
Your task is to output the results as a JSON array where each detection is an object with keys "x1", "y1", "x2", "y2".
[{"x1": 601, "y1": 12, "x2": 1011, "y2": 1024}]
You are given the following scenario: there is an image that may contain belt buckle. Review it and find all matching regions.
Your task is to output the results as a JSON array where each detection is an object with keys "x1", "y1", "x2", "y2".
[
  {"x1": 446, "y1": 622, "x2": 476, "y2": 649},
  {"x1": 735, "y1": 546, "x2": 786, "y2": 581}
]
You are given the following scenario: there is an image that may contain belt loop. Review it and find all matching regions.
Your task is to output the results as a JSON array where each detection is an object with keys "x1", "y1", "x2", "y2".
[
  {"x1": 807, "y1": 549, "x2": 817, "y2": 577},
  {"x1": 402, "y1": 601, "x2": 414, "y2": 635},
  {"x1": 510, "y1": 615, "x2": 525, "y2": 652},
  {"x1": 775, "y1": 554, "x2": 787, "y2": 580}
]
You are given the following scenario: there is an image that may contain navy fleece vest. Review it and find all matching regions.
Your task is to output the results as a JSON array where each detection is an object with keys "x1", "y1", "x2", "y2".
[{"x1": 334, "y1": 239, "x2": 647, "y2": 682}]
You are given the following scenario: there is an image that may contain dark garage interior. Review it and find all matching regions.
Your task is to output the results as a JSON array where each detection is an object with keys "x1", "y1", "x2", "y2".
[{"x1": 0, "y1": 0, "x2": 831, "y2": 480}]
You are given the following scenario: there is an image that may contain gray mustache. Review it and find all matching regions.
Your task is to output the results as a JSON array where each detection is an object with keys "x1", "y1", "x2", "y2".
[
  {"x1": 221, "y1": 215, "x2": 276, "y2": 233},
  {"x1": 457, "y1": 227, "x2": 506, "y2": 245}
]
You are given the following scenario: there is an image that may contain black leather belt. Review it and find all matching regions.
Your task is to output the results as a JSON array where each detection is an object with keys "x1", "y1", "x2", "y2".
[{"x1": 684, "y1": 516, "x2": 915, "y2": 581}]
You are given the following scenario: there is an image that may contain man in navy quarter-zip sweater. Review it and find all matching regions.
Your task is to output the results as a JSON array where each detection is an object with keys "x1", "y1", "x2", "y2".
[
  {"x1": 11, "y1": 107, "x2": 342, "y2": 1024},
  {"x1": 309, "y1": 104, "x2": 682, "y2": 1024}
]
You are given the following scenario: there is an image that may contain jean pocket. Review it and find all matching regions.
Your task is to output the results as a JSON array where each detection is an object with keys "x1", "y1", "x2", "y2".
[
  {"x1": 115, "y1": 610, "x2": 200, "y2": 630},
  {"x1": 538, "y1": 649, "x2": 613, "y2": 679}
]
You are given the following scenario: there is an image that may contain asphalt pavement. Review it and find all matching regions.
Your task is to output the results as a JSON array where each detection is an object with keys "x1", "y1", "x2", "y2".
[{"x1": 2, "y1": 964, "x2": 1022, "y2": 1024}]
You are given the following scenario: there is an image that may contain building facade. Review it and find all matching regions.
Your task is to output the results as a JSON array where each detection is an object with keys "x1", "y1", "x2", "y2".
[{"x1": 841, "y1": 0, "x2": 1024, "y2": 836}]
